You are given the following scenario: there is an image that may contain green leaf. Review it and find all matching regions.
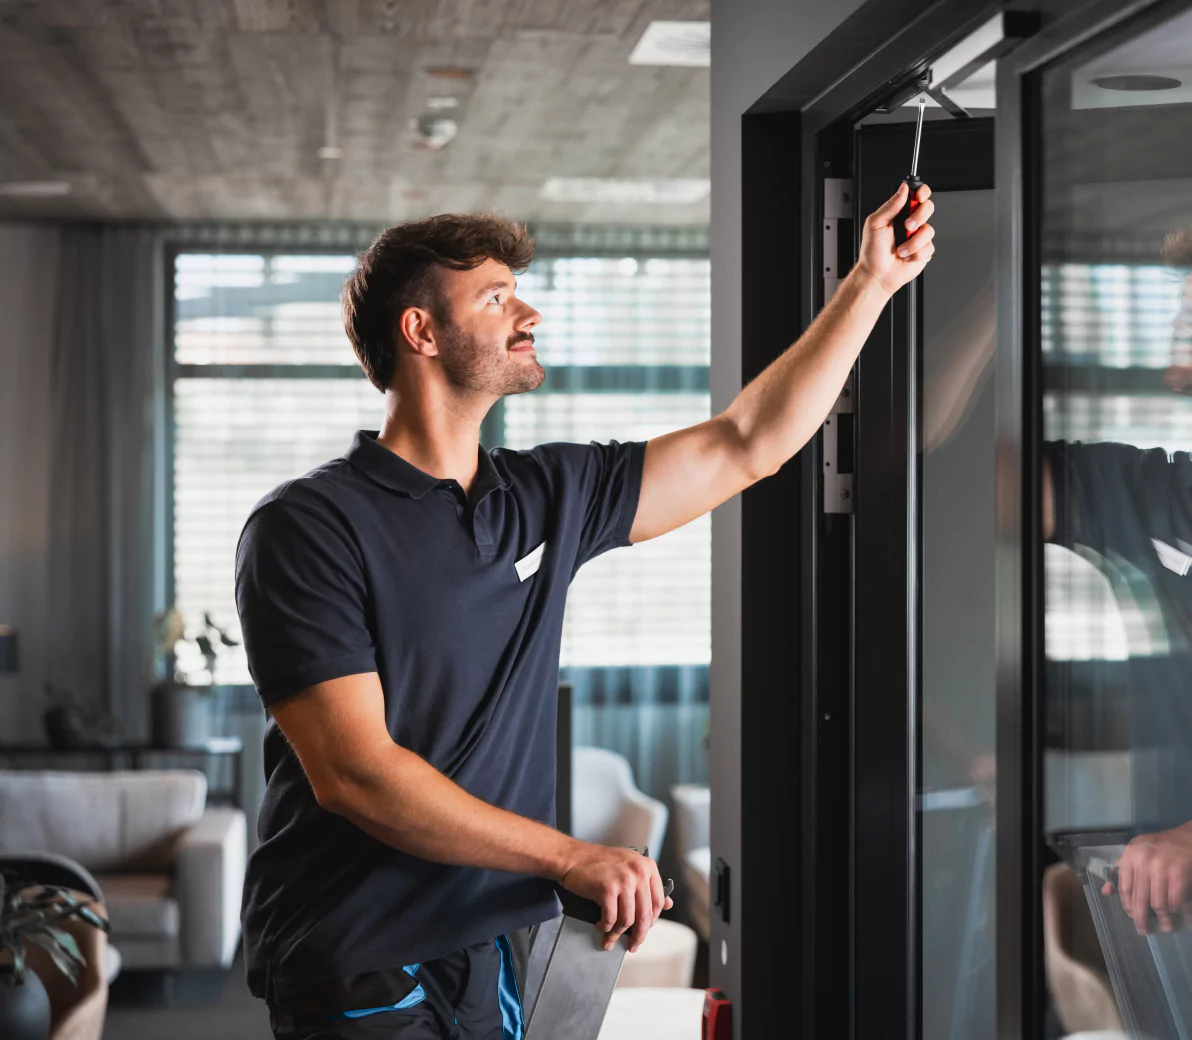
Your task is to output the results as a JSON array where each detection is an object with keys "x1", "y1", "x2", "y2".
[
  {"x1": 25, "y1": 932, "x2": 80, "y2": 986},
  {"x1": 44, "y1": 926, "x2": 83, "y2": 965},
  {"x1": 75, "y1": 906, "x2": 108, "y2": 933}
]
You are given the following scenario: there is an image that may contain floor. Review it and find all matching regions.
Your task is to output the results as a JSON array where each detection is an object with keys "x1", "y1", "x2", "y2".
[
  {"x1": 100, "y1": 941, "x2": 709, "y2": 1040},
  {"x1": 102, "y1": 956, "x2": 271, "y2": 1040}
]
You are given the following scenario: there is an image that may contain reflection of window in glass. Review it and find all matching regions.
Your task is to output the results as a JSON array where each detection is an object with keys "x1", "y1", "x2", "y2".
[
  {"x1": 1042, "y1": 264, "x2": 1192, "y2": 368},
  {"x1": 170, "y1": 251, "x2": 712, "y2": 683}
]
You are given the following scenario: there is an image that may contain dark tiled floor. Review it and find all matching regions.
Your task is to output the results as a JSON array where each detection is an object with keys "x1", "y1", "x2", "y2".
[{"x1": 103, "y1": 956, "x2": 271, "y2": 1040}]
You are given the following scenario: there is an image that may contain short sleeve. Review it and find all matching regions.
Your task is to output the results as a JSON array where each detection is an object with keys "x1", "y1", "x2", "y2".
[
  {"x1": 532, "y1": 440, "x2": 646, "y2": 568},
  {"x1": 235, "y1": 496, "x2": 376, "y2": 706},
  {"x1": 1045, "y1": 440, "x2": 1192, "y2": 569}
]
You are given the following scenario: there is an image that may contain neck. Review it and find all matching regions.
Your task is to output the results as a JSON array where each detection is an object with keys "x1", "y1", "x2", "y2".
[{"x1": 375, "y1": 382, "x2": 496, "y2": 493}]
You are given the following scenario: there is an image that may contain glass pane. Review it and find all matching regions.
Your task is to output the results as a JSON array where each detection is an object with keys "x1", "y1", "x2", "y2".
[
  {"x1": 175, "y1": 254, "x2": 360, "y2": 365},
  {"x1": 519, "y1": 257, "x2": 711, "y2": 365},
  {"x1": 504, "y1": 393, "x2": 711, "y2": 667},
  {"x1": 1040, "y1": 8, "x2": 1192, "y2": 1037},
  {"x1": 920, "y1": 189, "x2": 997, "y2": 1040},
  {"x1": 172, "y1": 377, "x2": 381, "y2": 683}
]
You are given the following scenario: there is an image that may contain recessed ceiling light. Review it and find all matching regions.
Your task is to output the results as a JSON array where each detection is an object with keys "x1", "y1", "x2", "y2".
[
  {"x1": 426, "y1": 96, "x2": 460, "y2": 110},
  {"x1": 540, "y1": 177, "x2": 710, "y2": 205},
  {"x1": 317, "y1": 146, "x2": 343, "y2": 160},
  {"x1": 1091, "y1": 74, "x2": 1182, "y2": 91},
  {"x1": 629, "y1": 21, "x2": 710, "y2": 67},
  {"x1": 0, "y1": 180, "x2": 72, "y2": 198}
]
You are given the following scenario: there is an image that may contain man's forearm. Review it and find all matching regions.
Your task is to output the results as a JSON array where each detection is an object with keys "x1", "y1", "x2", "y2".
[
  {"x1": 322, "y1": 742, "x2": 578, "y2": 882},
  {"x1": 725, "y1": 266, "x2": 892, "y2": 476}
]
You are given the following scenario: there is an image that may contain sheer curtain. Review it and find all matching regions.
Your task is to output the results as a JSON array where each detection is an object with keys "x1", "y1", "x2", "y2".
[{"x1": 45, "y1": 227, "x2": 163, "y2": 741}]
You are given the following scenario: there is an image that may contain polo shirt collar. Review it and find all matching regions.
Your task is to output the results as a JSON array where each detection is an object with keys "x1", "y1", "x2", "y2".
[{"x1": 346, "y1": 430, "x2": 511, "y2": 500}]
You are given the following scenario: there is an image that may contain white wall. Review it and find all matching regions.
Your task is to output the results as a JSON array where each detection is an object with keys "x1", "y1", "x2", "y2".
[{"x1": 0, "y1": 224, "x2": 60, "y2": 742}]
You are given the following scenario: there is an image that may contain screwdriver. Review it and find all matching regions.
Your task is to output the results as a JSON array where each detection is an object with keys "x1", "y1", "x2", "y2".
[{"x1": 904, "y1": 95, "x2": 926, "y2": 224}]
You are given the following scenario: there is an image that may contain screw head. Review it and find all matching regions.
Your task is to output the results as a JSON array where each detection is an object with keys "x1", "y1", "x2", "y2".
[{"x1": 840, "y1": 489, "x2": 850, "y2": 500}]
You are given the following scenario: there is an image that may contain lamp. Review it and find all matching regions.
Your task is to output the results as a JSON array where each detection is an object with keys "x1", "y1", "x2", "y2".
[{"x1": 0, "y1": 625, "x2": 18, "y2": 674}]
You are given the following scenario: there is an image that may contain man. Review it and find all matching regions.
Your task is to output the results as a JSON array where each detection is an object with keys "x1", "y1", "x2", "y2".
[
  {"x1": 235, "y1": 182, "x2": 935, "y2": 1038},
  {"x1": 1042, "y1": 229, "x2": 1192, "y2": 937}
]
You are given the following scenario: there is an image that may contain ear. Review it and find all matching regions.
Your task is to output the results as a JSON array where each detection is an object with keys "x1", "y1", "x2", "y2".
[{"x1": 397, "y1": 306, "x2": 440, "y2": 358}]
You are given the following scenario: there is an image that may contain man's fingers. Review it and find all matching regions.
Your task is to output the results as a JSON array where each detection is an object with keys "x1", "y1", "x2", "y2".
[
  {"x1": 649, "y1": 868, "x2": 665, "y2": 922},
  {"x1": 897, "y1": 223, "x2": 935, "y2": 259},
  {"x1": 867, "y1": 182, "x2": 909, "y2": 227},
  {"x1": 1170, "y1": 867, "x2": 1190, "y2": 923},
  {"x1": 599, "y1": 894, "x2": 618, "y2": 935},
  {"x1": 627, "y1": 879, "x2": 653, "y2": 952},
  {"x1": 1131, "y1": 864, "x2": 1152, "y2": 934},
  {"x1": 906, "y1": 197, "x2": 935, "y2": 231},
  {"x1": 604, "y1": 887, "x2": 635, "y2": 951}
]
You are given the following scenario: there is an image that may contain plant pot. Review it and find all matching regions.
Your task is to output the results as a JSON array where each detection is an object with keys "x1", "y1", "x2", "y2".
[
  {"x1": 150, "y1": 682, "x2": 213, "y2": 748},
  {"x1": 0, "y1": 965, "x2": 50, "y2": 1040}
]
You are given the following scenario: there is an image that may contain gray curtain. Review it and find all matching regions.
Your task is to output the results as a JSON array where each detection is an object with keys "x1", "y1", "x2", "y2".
[{"x1": 46, "y1": 227, "x2": 162, "y2": 742}]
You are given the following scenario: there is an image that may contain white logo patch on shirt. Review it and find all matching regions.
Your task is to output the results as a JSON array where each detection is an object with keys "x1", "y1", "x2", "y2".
[
  {"x1": 515, "y1": 542, "x2": 546, "y2": 582},
  {"x1": 1152, "y1": 537, "x2": 1192, "y2": 577}
]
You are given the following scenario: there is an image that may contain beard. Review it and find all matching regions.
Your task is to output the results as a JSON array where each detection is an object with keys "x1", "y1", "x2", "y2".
[{"x1": 436, "y1": 322, "x2": 545, "y2": 397}]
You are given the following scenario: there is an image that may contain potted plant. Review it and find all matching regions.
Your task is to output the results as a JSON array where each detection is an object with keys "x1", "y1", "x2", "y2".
[
  {"x1": 150, "y1": 607, "x2": 240, "y2": 748},
  {"x1": 0, "y1": 871, "x2": 108, "y2": 1040}
]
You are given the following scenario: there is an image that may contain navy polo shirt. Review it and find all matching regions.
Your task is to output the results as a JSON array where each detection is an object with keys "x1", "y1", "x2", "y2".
[
  {"x1": 235, "y1": 430, "x2": 646, "y2": 1005},
  {"x1": 1046, "y1": 440, "x2": 1192, "y2": 830}
]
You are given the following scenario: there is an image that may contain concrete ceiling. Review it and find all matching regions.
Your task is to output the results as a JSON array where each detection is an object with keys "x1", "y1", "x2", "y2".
[{"x1": 0, "y1": 0, "x2": 710, "y2": 225}]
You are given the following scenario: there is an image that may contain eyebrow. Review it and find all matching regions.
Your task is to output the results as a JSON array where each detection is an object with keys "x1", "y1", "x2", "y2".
[{"x1": 476, "y1": 278, "x2": 515, "y2": 300}]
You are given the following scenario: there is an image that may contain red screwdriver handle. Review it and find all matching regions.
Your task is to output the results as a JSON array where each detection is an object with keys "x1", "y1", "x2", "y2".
[{"x1": 905, "y1": 174, "x2": 923, "y2": 216}]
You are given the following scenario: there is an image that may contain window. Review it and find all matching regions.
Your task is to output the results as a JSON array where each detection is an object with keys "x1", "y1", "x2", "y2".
[{"x1": 168, "y1": 242, "x2": 711, "y2": 687}]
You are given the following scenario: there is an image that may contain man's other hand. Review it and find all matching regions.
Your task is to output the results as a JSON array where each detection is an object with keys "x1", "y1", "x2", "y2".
[
  {"x1": 856, "y1": 182, "x2": 936, "y2": 295},
  {"x1": 559, "y1": 843, "x2": 674, "y2": 953},
  {"x1": 1103, "y1": 821, "x2": 1192, "y2": 934}
]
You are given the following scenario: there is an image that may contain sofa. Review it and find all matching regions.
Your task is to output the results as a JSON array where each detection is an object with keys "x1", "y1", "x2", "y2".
[{"x1": 0, "y1": 769, "x2": 246, "y2": 970}]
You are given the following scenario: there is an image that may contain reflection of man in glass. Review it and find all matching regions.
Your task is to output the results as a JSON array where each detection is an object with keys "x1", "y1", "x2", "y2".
[{"x1": 1042, "y1": 230, "x2": 1192, "y2": 935}]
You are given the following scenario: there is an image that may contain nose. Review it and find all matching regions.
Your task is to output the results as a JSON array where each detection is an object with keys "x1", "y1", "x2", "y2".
[{"x1": 517, "y1": 300, "x2": 542, "y2": 331}]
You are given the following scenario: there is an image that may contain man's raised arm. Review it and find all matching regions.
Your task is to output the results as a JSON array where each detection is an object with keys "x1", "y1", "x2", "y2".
[{"x1": 630, "y1": 181, "x2": 936, "y2": 544}]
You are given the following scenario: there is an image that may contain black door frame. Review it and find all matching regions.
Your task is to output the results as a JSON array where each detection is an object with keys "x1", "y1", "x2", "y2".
[{"x1": 732, "y1": 0, "x2": 1187, "y2": 1037}]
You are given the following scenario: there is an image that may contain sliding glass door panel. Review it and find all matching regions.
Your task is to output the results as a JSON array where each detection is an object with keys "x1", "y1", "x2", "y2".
[
  {"x1": 921, "y1": 187, "x2": 999, "y2": 1040},
  {"x1": 1038, "y1": 5, "x2": 1192, "y2": 1036}
]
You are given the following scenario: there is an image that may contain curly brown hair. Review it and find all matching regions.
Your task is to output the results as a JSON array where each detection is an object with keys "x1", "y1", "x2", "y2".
[{"x1": 341, "y1": 214, "x2": 535, "y2": 391}]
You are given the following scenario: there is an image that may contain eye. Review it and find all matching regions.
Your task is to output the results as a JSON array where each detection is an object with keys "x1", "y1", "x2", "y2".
[{"x1": 489, "y1": 293, "x2": 502, "y2": 305}]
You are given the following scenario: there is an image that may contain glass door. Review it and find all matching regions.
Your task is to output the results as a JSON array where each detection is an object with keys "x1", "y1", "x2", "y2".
[
  {"x1": 853, "y1": 115, "x2": 997, "y2": 1040},
  {"x1": 1035, "y1": 4, "x2": 1192, "y2": 1036}
]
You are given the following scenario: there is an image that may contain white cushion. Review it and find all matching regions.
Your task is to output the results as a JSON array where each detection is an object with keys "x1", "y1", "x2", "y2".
[
  {"x1": 683, "y1": 848, "x2": 711, "y2": 941},
  {"x1": 617, "y1": 919, "x2": 698, "y2": 988},
  {"x1": 598, "y1": 987, "x2": 705, "y2": 1040},
  {"x1": 669, "y1": 785, "x2": 710, "y2": 860},
  {"x1": 0, "y1": 770, "x2": 207, "y2": 872},
  {"x1": 95, "y1": 873, "x2": 179, "y2": 938}
]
